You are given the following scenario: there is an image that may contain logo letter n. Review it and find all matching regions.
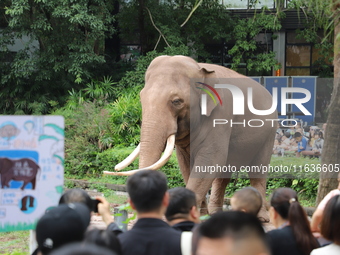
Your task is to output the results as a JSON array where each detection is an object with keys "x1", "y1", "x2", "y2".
[{"x1": 215, "y1": 84, "x2": 245, "y2": 115}]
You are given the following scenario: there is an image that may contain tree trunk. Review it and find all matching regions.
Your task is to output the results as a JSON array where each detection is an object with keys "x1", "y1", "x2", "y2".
[
  {"x1": 316, "y1": 1, "x2": 340, "y2": 205},
  {"x1": 138, "y1": 0, "x2": 146, "y2": 55}
]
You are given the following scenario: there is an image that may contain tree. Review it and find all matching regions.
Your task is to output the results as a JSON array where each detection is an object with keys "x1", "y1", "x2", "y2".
[
  {"x1": 0, "y1": 0, "x2": 115, "y2": 114},
  {"x1": 118, "y1": 0, "x2": 281, "y2": 71},
  {"x1": 316, "y1": 0, "x2": 340, "y2": 205}
]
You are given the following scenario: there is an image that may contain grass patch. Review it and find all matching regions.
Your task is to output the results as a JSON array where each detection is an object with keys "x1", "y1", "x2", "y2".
[{"x1": 0, "y1": 230, "x2": 30, "y2": 255}]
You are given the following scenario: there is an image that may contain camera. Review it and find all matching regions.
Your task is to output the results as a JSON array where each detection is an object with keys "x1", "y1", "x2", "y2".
[{"x1": 92, "y1": 199, "x2": 101, "y2": 213}]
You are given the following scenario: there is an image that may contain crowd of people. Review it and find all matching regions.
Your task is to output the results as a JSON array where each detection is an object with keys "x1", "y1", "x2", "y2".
[
  {"x1": 31, "y1": 170, "x2": 340, "y2": 255},
  {"x1": 273, "y1": 122, "x2": 326, "y2": 158}
]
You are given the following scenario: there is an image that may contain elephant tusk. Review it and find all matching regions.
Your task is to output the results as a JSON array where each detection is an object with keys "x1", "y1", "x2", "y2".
[
  {"x1": 103, "y1": 134, "x2": 175, "y2": 176},
  {"x1": 114, "y1": 144, "x2": 141, "y2": 171}
]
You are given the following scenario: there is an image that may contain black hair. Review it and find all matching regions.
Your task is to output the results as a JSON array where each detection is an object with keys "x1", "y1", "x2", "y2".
[
  {"x1": 127, "y1": 170, "x2": 168, "y2": 213},
  {"x1": 304, "y1": 126, "x2": 310, "y2": 132},
  {"x1": 84, "y1": 228, "x2": 122, "y2": 255},
  {"x1": 49, "y1": 243, "x2": 118, "y2": 255},
  {"x1": 315, "y1": 131, "x2": 324, "y2": 139},
  {"x1": 270, "y1": 188, "x2": 319, "y2": 255},
  {"x1": 192, "y1": 211, "x2": 267, "y2": 255},
  {"x1": 320, "y1": 195, "x2": 340, "y2": 245},
  {"x1": 59, "y1": 189, "x2": 93, "y2": 212},
  {"x1": 293, "y1": 132, "x2": 302, "y2": 138},
  {"x1": 198, "y1": 211, "x2": 265, "y2": 239},
  {"x1": 284, "y1": 132, "x2": 291, "y2": 138},
  {"x1": 165, "y1": 187, "x2": 197, "y2": 221}
]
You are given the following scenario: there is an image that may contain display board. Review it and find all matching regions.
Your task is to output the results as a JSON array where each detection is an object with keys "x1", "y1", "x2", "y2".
[
  {"x1": 0, "y1": 116, "x2": 64, "y2": 232},
  {"x1": 264, "y1": 76, "x2": 289, "y2": 120},
  {"x1": 291, "y1": 76, "x2": 316, "y2": 125}
]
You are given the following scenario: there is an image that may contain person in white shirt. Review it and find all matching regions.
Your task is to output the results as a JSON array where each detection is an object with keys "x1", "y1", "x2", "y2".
[{"x1": 310, "y1": 195, "x2": 340, "y2": 255}]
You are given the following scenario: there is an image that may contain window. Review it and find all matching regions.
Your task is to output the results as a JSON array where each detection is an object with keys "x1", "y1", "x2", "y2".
[
  {"x1": 221, "y1": 0, "x2": 291, "y2": 9},
  {"x1": 285, "y1": 30, "x2": 333, "y2": 76},
  {"x1": 202, "y1": 32, "x2": 273, "y2": 76}
]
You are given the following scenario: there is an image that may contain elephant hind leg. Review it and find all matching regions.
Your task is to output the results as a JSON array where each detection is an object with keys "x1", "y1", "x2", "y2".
[
  {"x1": 248, "y1": 136, "x2": 274, "y2": 223},
  {"x1": 208, "y1": 178, "x2": 231, "y2": 214},
  {"x1": 29, "y1": 196, "x2": 34, "y2": 207}
]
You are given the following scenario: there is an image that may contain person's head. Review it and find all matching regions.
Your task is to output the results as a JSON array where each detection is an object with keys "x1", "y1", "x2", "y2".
[
  {"x1": 35, "y1": 203, "x2": 91, "y2": 255},
  {"x1": 165, "y1": 187, "x2": 200, "y2": 224},
  {"x1": 269, "y1": 188, "x2": 318, "y2": 255},
  {"x1": 84, "y1": 228, "x2": 121, "y2": 255},
  {"x1": 126, "y1": 170, "x2": 168, "y2": 214},
  {"x1": 293, "y1": 132, "x2": 302, "y2": 142},
  {"x1": 59, "y1": 189, "x2": 93, "y2": 212},
  {"x1": 193, "y1": 211, "x2": 269, "y2": 255},
  {"x1": 314, "y1": 131, "x2": 323, "y2": 140},
  {"x1": 296, "y1": 128, "x2": 303, "y2": 134},
  {"x1": 284, "y1": 132, "x2": 291, "y2": 139},
  {"x1": 320, "y1": 195, "x2": 340, "y2": 245},
  {"x1": 49, "y1": 243, "x2": 118, "y2": 255},
  {"x1": 230, "y1": 187, "x2": 262, "y2": 216}
]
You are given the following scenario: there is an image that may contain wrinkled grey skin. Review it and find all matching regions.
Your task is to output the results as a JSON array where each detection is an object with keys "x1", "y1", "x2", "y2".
[{"x1": 138, "y1": 55, "x2": 276, "y2": 219}]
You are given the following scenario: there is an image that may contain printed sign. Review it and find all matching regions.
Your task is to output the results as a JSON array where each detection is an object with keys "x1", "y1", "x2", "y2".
[
  {"x1": 264, "y1": 76, "x2": 289, "y2": 120},
  {"x1": 291, "y1": 76, "x2": 316, "y2": 125},
  {"x1": 0, "y1": 116, "x2": 64, "y2": 232}
]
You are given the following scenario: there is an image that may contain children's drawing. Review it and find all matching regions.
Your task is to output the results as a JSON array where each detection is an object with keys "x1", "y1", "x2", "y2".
[
  {"x1": 0, "y1": 122, "x2": 20, "y2": 141},
  {"x1": 0, "y1": 158, "x2": 39, "y2": 190},
  {"x1": 0, "y1": 116, "x2": 64, "y2": 232}
]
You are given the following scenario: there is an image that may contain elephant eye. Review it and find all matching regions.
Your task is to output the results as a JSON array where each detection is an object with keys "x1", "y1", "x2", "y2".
[{"x1": 172, "y1": 99, "x2": 182, "y2": 106}]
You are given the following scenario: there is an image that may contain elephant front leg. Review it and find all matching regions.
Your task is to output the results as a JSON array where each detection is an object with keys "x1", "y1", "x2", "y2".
[
  {"x1": 21, "y1": 196, "x2": 28, "y2": 211},
  {"x1": 186, "y1": 177, "x2": 214, "y2": 215},
  {"x1": 176, "y1": 145, "x2": 190, "y2": 184},
  {"x1": 208, "y1": 178, "x2": 231, "y2": 214}
]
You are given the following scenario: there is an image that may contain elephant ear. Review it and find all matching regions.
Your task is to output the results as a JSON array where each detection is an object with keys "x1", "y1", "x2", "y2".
[{"x1": 197, "y1": 66, "x2": 220, "y2": 117}]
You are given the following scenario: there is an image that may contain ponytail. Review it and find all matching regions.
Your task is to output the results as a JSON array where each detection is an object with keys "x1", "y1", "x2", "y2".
[
  {"x1": 271, "y1": 188, "x2": 319, "y2": 255},
  {"x1": 288, "y1": 199, "x2": 319, "y2": 255}
]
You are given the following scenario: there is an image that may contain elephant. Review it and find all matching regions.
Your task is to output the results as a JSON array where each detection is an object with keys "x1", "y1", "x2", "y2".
[
  {"x1": 0, "y1": 157, "x2": 39, "y2": 211},
  {"x1": 0, "y1": 157, "x2": 39, "y2": 190},
  {"x1": 104, "y1": 55, "x2": 277, "y2": 220}
]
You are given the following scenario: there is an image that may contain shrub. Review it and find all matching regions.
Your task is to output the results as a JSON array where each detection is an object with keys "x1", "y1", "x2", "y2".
[{"x1": 53, "y1": 101, "x2": 114, "y2": 177}]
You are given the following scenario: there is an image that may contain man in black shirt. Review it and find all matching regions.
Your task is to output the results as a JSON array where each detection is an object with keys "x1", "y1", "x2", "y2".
[
  {"x1": 117, "y1": 170, "x2": 182, "y2": 255},
  {"x1": 165, "y1": 187, "x2": 200, "y2": 232}
]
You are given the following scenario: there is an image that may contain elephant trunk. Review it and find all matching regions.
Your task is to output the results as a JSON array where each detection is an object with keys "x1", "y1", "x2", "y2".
[
  {"x1": 139, "y1": 119, "x2": 169, "y2": 168},
  {"x1": 104, "y1": 117, "x2": 176, "y2": 176}
]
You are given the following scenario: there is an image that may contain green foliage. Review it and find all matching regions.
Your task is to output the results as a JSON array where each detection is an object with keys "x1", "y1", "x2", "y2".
[
  {"x1": 65, "y1": 76, "x2": 117, "y2": 110},
  {"x1": 225, "y1": 157, "x2": 320, "y2": 201},
  {"x1": 108, "y1": 87, "x2": 142, "y2": 146},
  {"x1": 54, "y1": 100, "x2": 115, "y2": 177},
  {"x1": 228, "y1": 12, "x2": 281, "y2": 71},
  {"x1": 0, "y1": 0, "x2": 115, "y2": 114},
  {"x1": 118, "y1": 0, "x2": 280, "y2": 72}
]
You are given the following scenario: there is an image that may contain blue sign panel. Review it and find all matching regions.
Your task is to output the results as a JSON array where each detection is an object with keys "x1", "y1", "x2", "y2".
[
  {"x1": 291, "y1": 76, "x2": 316, "y2": 125},
  {"x1": 264, "y1": 77, "x2": 289, "y2": 119},
  {"x1": 250, "y1": 77, "x2": 261, "y2": 84}
]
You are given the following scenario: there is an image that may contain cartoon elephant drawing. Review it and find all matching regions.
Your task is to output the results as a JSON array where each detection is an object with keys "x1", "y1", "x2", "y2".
[
  {"x1": 0, "y1": 157, "x2": 39, "y2": 191},
  {"x1": 105, "y1": 55, "x2": 277, "y2": 220}
]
